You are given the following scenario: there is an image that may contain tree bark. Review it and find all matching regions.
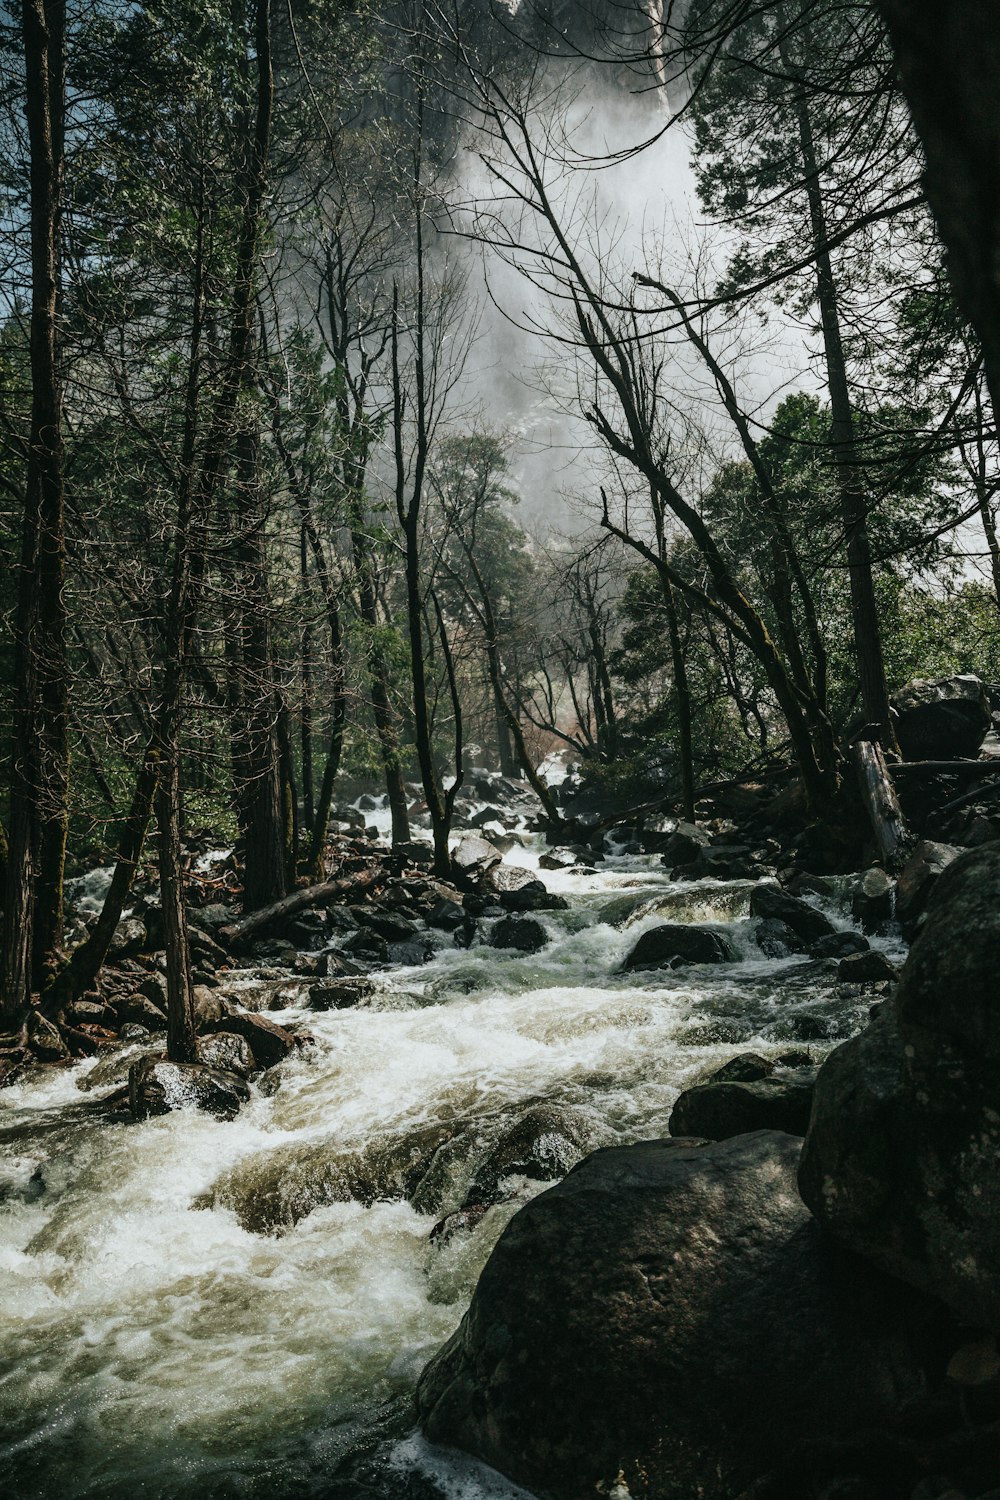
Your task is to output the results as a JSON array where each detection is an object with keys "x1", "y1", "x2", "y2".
[
  {"x1": 1, "y1": 0, "x2": 69, "y2": 1017},
  {"x1": 851, "y1": 739, "x2": 912, "y2": 871}
]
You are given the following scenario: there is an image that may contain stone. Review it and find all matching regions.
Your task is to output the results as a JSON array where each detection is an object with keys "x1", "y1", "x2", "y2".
[
  {"x1": 426, "y1": 898, "x2": 466, "y2": 931},
  {"x1": 837, "y1": 949, "x2": 899, "y2": 985},
  {"x1": 799, "y1": 842, "x2": 1000, "y2": 1327},
  {"x1": 25, "y1": 1011, "x2": 70, "y2": 1062},
  {"x1": 622, "y1": 922, "x2": 733, "y2": 970},
  {"x1": 216, "y1": 1011, "x2": 295, "y2": 1070},
  {"x1": 660, "y1": 821, "x2": 710, "y2": 866},
  {"x1": 539, "y1": 848, "x2": 580, "y2": 871},
  {"x1": 483, "y1": 864, "x2": 569, "y2": 912},
  {"x1": 488, "y1": 916, "x2": 548, "y2": 954},
  {"x1": 896, "y1": 841, "x2": 961, "y2": 939},
  {"x1": 417, "y1": 1132, "x2": 956, "y2": 1500},
  {"x1": 809, "y1": 930, "x2": 869, "y2": 960},
  {"x1": 307, "y1": 977, "x2": 376, "y2": 1010},
  {"x1": 450, "y1": 834, "x2": 503, "y2": 883},
  {"x1": 342, "y1": 930, "x2": 389, "y2": 961},
  {"x1": 138, "y1": 973, "x2": 169, "y2": 1010},
  {"x1": 669, "y1": 1067, "x2": 816, "y2": 1140},
  {"x1": 108, "y1": 915, "x2": 147, "y2": 957},
  {"x1": 462, "y1": 1103, "x2": 597, "y2": 1208},
  {"x1": 114, "y1": 993, "x2": 168, "y2": 1031},
  {"x1": 198, "y1": 1031, "x2": 256, "y2": 1078},
  {"x1": 750, "y1": 883, "x2": 838, "y2": 944},
  {"x1": 128, "y1": 1056, "x2": 250, "y2": 1121},
  {"x1": 63, "y1": 998, "x2": 112, "y2": 1029},
  {"x1": 891, "y1": 674, "x2": 991, "y2": 761},
  {"x1": 851, "y1": 867, "x2": 896, "y2": 934},
  {"x1": 360, "y1": 911, "x2": 419, "y2": 943},
  {"x1": 192, "y1": 984, "x2": 226, "y2": 1032},
  {"x1": 755, "y1": 917, "x2": 808, "y2": 957},
  {"x1": 710, "y1": 1051, "x2": 774, "y2": 1083}
]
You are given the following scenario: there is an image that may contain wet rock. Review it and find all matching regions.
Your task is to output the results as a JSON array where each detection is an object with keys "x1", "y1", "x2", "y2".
[
  {"x1": 192, "y1": 984, "x2": 226, "y2": 1032},
  {"x1": 483, "y1": 864, "x2": 569, "y2": 912},
  {"x1": 710, "y1": 1051, "x2": 774, "y2": 1083},
  {"x1": 851, "y1": 867, "x2": 897, "y2": 934},
  {"x1": 892, "y1": 674, "x2": 991, "y2": 761},
  {"x1": 198, "y1": 1031, "x2": 256, "y2": 1078},
  {"x1": 216, "y1": 1011, "x2": 295, "y2": 1070},
  {"x1": 896, "y1": 840, "x2": 961, "y2": 939},
  {"x1": 799, "y1": 842, "x2": 1000, "y2": 1327},
  {"x1": 463, "y1": 1103, "x2": 596, "y2": 1208},
  {"x1": 750, "y1": 883, "x2": 838, "y2": 944},
  {"x1": 450, "y1": 834, "x2": 503, "y2": 883},
  {"x1": 62, "y1": 998, "x2": 112, "y2": 1028},
  {"x1": 119, "y1": 1022, "x2": 150, "y2": 1043},
  {"x1": 114, "y1": 993, "x2": 168, "y2": 1031},
  {"x1": 128, "y1": 1055, "x2": 249, "y2": 1121},
  {"x1": 307, "y1": 977, "x2": 376, "y2": 1010},
  {"x1": 430, "y1": 1203, "x2": 490, "y2": 1246},
  {"x1": 622, "y1": 922, "x2": 733, "y2": 970},
  {"x1": 755, "y1": 917, "x2": 809, "y2": 957},
  {"x1": 660, "y1": 821, "x2": 710, "y2": 866},
  {"x1": 488, "y1": 915, "x2": 548, "y2": 954},
  {"x1": 342, "y1": 930, "x2": 389, "y2": 961},
  {"x1": 539, "y1": 848, "x2": 581, "y2": 871},
  {"x1": 427, "y1": 898, "x2": 466, "y2": 931},
  {"x1": 138, "y1": 973, "x2": 169, "y2": 1010},
  {"x1": 108, "y1": 915, "x2": 147, "y2": 957},
  {"x1": 417, "y1": 1132, "x2": 955, "y2": 1500},
  {"x1": 315, "y1": 949, "x2": 367, "y2": 979},
  {"x1": 669, "y1": 1066, "x2": 817, "y2": 1140},
  {"x1": 388, "y1": 938, "x2": 433, "y2": 966},
  {"x1": 361, "y1": 911, "x2": 419, "y2": 943},
  {"x1": 26, "y1": 1011, "x2": 70, "y2": 1062},
  {"x1": 810, "y1": 930, "x2": 869, "y2": 960},
  {"x1": 837, "y1": 949, "x2": 899, "y2": 985}
]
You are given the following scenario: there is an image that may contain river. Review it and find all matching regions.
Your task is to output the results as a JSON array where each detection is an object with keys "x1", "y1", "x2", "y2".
[{"x1": 0, "y1": 837, "x2": 900, "y2": 1499}]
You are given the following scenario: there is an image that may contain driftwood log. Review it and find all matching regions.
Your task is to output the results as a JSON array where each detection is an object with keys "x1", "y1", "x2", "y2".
[
  {"x1": 852, "y1": 740, "x2": 913, "y2": 871},
  {"x1": 218, "y1": 868, "x2": 378, "y2": 949}
]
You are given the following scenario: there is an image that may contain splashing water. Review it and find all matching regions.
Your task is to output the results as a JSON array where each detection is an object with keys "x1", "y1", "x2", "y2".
[{"x1": 0, "y1": 845, "x2": 898, "y2": 1499}]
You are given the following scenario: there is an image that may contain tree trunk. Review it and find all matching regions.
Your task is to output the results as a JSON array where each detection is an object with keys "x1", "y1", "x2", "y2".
[
  {"x1": 851, "y1": 739, "x2": 912, "y2": 872},
  {"x1": 878, "y1": 1, "x2": 1000, "y2": 418},
  {"x1": 662, "y1": 575, "x2": 696, "y2": 822},
  {"x1": 1, "y1": 0, "x2": 69, "y2": 1017},
  {"x1": 785, "y1": 36, "x2": 895, "y2": 749}
]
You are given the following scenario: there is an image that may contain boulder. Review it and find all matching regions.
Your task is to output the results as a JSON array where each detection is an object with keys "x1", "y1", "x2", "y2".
[
  {"x1": 895, "y1": 840, "x2": 961, "y2": 939},
  {"x1": 488, "y1": 916, "x2": 548, "y2": 954},
  {"x1": 750, "y1": 883, "x2": 837, "y2": 944},
  {"x1": 837, "y1": 949, "x2": 899, "y2": 985},
  {"x1": 62, "y1": 998, "x2": 112, "y2": 1029},
  {"x1": 851, "y1": 867, "x2": 896, "y2": 934},
  {"x1": 108, "y1": 915, "x2": 147, "y2": 957},
  {"x1": 462, "y1": 1103, "x2": 597, "y2": 1208},
  {"x1": 417, "y1": 1132, "x2": 956, "y2": 1500},
  {"x1": 192, "y1": 984, "x2": 226, "y2": 1032},
  {"x1": 754, "y1": 917, "x2": 808, "y2": 958},
  {"x1": 128, "y1": 1056, "x2": 249, "y2": 1121},
  {"x1": 426, "y1": 898, "x2": 466, "y2": 931},
  {"x1": 622, "y1": 922, "x2": 733, "y2": 971},
  {"x1": 660, "y1": 821, "x2": 710, "y2": 866},
  {"x1": 809, "y1": 930, "x2": 869, "y2": 960},
  {"x1": 450, "y1": 834, "x2": 503, "y2": 883},
  {"x1": 891, "y1": 674, "x2": 991, "y2": 761},
  {"x1": 800, "y1": 842, "x2": 1000, "y2": 1328},
  {"x1": 669, "y1": 1066, "x2": 816, "y2": 1140},
  {"x1": 483, "y1": 864, "x2": 569, "y2": 912},
  {"x1": 216, "y1": 1011, "x2": 295, "y2": 1070},
  {"x1": 307, "y1": 977, "x2": 376, "y2": 1010},
  {"x1": 198, "y1": 1031, "x2": 256, "y2": 1078},
  {"x1": 114, "y1": 992, "x2": 168, "y2": 1031},
  {"x1": 25, "y1": 1011, "x2": 70, "y2": 1062}
]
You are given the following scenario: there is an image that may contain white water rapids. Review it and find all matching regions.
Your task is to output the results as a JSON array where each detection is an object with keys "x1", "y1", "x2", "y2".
[{"x1": 0, "y1": 841, "x2": 899, "y2": 1499}]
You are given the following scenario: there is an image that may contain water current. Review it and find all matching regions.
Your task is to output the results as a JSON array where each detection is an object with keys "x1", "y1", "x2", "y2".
[{"x1": 0, "y1": 835, "x2": 903, "y2": 1500}]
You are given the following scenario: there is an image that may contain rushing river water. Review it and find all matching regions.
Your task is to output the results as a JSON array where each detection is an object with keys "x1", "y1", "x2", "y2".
[{"x1": 0, "y1": 838, "x2": 902, "y2": 1500}]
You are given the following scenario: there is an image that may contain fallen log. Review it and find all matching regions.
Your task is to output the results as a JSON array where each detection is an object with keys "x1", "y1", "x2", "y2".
[
  {"x1": 218, "y1": 868, "x2": 378, "y2": 949},
  {"x1": 851, "y1": 739, "x2": 913, "y2": 871},
  {"x1": 890, "y1": 759, "x2": 1000, "y2": 776}
]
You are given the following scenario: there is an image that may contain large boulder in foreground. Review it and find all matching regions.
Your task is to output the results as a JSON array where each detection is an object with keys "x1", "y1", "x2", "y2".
[
  {"x1": 891, "y1": 672, "x2": 991, "y2": 760},
  {"x1": 417, "y1": 1132, "x2": 954, "y2": 1500},
  {"x1": 800, "y1": 841, "x2": 1000, "y2": 1327}
]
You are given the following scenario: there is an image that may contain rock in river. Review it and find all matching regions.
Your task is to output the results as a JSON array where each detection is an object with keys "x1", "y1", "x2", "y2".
[
  {"x1": 622, "y1": 921, "x2": 732, "y2": 970},
  {"x1": 669, "y1": 1060, "x2": 817, "y2": 1139},
  {"x1": 417, "y1": 1131, "x2": 956, "y2": 1500},
  {"x1": 800, "y1": 841, "x2": 1000, "y2": 1327},
  {"x1": 128, "y1": 1056, "x2": 249, "y2": 1121},
  {"x1": 749, "y1": 882, "x2": 837, "y2": 944},
  {"x1": 488, "y1": 915, "x2": 548, "y2": 954}
]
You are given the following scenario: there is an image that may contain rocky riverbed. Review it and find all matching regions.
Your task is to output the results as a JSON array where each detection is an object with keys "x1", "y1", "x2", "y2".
[{"x1": 0, "y1": 811, "x2": 905, "y2": 1500}]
